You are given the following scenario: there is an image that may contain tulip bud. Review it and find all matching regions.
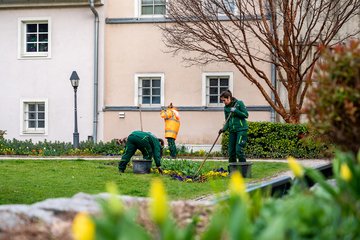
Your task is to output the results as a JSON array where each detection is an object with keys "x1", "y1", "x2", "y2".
[
  {"x1": 287, "y1": 156, "x2": 304, "y2": 178},
  {"x1": 106, "y1": 182, "x2": 123, "y2": 215},
  {"x1": 229, "y1": 171, "x2": 247, "y2": 200},
  {"x1": 149, "y1": 178, "x2": 169, "y2": 225},
  {"x1": 340, "y1": 163, "x2": 352, "y2": 182},
  {"x1": 72, "y1": 212, "x2": 95, "y2": 240}
]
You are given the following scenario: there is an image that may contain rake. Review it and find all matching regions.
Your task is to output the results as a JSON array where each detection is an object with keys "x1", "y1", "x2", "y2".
[{"x1": 193, "y1": 102, "x2": 238, "y2": 179}]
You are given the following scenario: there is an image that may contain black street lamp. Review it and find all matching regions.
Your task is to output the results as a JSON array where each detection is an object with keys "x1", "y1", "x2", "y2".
[{"x1": 70, "y1": 71, "x2": 80, "y2": 148}]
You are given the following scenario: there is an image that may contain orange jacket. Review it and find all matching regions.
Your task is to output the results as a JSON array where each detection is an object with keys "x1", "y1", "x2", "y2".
[{"x1": 160, "y1": 108, "x2": 180, "y2": 139}]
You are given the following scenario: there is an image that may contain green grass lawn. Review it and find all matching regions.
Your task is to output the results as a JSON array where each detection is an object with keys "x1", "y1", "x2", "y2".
[{"x1": 0, "y1": 159, "x2": 288, "y2": 205}]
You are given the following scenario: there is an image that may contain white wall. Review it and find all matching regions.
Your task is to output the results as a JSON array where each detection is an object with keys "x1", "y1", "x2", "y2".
[{"x1": 0, "y1": 6, "x2": 104, "y2": 143}]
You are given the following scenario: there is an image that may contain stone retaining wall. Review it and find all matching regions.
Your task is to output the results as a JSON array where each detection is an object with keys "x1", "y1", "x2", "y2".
[{"x1": 0, "y1": 193, "x2": 214, "y2": 240}]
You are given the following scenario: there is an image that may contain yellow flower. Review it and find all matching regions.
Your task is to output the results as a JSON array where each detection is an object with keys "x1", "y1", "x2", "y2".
[
  {"x1": 229, "y1": 171, "x2": 247, "y2": 199},
  {"x1": 340, "y1": 163, "x2": 352, "y2": 182},
  {"x1": 149, "y1": 178, "x2": 169, "y2": 225},
  {"x1": 72, "y1": 212, "x2": 95, "y2": 240},
  {"x1": 106, "y1": 182, "x2": 123, "y2": 215},
  {"x1": 287, "y1": 156, "x2": 304, "y2": 178}
]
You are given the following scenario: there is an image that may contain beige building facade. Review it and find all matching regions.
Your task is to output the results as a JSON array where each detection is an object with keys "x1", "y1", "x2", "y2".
[{"x1": 103, "y1": 0, "x2": 272, "y2": 145}]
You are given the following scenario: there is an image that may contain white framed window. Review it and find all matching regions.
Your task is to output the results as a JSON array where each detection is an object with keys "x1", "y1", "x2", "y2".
[
  {"x1": 20, "y1": 99, "x2": 48, "y2": 135},
  {"x1": 18, "y1": 17, "x2": 51, "y2": 59},
  {"x1": 135, "y1": 0, "x2": 166, "y2": 18},
  {"x1": 203, "y1": 0, "x2": 237, "y2": 16},
  {"x1": 225, "y1": 0, "x2": 237, "y2": 14},
  {"x1": 134, "y1": 73, "x2": 165, "y2": 106},
  {"x1": 202, "y1": 72, "x2": 234, "y2": 106}
]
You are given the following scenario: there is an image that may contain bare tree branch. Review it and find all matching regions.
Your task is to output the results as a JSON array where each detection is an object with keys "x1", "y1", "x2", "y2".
[{"x1": 161, "y1": 0, "x2": 360, "y2": 122}]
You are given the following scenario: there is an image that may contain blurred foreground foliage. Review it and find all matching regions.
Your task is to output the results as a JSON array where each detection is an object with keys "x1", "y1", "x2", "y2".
[{"x1": 72, "y1": 152, "x2": 360, "y2": 240}]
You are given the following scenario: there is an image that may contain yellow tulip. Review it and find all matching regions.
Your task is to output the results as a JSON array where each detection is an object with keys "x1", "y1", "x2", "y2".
[
  {"x1": 340, "y1": 163, "x2": 352, "y2": 182},
  {"x1": 106, "y1": 182, "x2": 123, "y2": 215},
  {"x1": 229, "y1": 171, "x2": 247, "y2": 200},
  {"x1": 106, "y1": 181, "x2": 119, "y2": 195},
  {"x1": 287, "y1": 156, "x2": 304, "y2": 178},
  {"x1": 149, "y1": 178, "x2": 169, "y2": 225},
  {"x1": 72, "y1": 212, "x2": 95, "y2": 240}
]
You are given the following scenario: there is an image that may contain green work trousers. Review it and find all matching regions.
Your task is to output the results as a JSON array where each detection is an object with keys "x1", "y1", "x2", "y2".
[
  {"x1": 119, "y1": 134, "x2": 152, "y2": 172},
  {"x1": 167, "y1": 137, "x2": 177, "y2": 158},
  {"x1": 228, "y1": 130, "x2": 248, "y2": 163}
]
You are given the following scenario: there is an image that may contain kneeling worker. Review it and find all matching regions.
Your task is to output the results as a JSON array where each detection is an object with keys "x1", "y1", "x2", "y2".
[{"x1": 118, "y1": 131, "x2": 164, "y2": 174}]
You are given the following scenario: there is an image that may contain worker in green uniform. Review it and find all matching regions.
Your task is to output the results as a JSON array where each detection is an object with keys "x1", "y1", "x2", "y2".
[
  {"x1": 218, "y1": 90, "x2": 249, "y2": 163},
  {"x1": 118, "y1": 131, "x2": 164, "y2": 173}
]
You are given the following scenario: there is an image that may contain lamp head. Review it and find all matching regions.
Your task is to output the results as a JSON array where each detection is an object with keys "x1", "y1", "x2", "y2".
[{"x1": 70, "y1": 71, "x2": 80, "y2": 88}]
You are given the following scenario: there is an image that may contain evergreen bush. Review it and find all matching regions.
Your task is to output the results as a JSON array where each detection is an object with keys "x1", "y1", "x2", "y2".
[
  {"x1": 0, "y1": 125, "x2": 329, "y2": 158},
  {"x1": 221, "y1": 121, "x2": 330, "y2": 158},
  {"x1": 306, "y1": 40, "x2": 360, "y2": 154},
  {"x1": 0, "y1": 130, "x2": 5, "y2": 139},
  {"x1": 0, "y1": 138, "x2": 123, "y2": 156}
]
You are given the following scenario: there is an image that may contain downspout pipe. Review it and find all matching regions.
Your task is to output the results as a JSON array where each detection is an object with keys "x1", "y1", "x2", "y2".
[
  {"x1": 268, "y1": 10, "x2": 276, "y2": 122},
  {"x1": 89, "y1": 0, "x2": 99, "y2": 142}
]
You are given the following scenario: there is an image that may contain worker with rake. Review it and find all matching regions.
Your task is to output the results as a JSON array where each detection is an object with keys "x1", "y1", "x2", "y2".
[
  {"x1": 160, "y1": 103, "x2": 180, "y2": 159},
  {"x1": 218, "y1": 90, "x2": 249, "y2": 163},
  {"x1": 117, "y1": 131, "x2": 164, "y2": 174}
]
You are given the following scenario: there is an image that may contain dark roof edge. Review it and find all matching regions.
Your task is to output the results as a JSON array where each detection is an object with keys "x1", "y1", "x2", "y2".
[{"x1": 0, "y1": 2, "x2": 103, "y2": 9}]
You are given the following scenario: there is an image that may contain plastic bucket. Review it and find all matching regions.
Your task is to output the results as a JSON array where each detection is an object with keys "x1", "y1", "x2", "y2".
[
  {"x1": 133, "y1": 159, "x2": 152, "y2": 174},
  {"x1": 228, "y1": 162, "x2": 253, "y2": 178}
]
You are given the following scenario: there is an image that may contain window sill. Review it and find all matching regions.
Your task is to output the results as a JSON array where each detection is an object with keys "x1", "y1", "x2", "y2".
[
  {"x1": 139, "y1": 14, "x2": 166, "y2": 18},
  {"x1": 18, "y1": 53, "x2": 51, "y2": 60},
  {"x1": 21, "y1": 131, "x2": 46, "y2": 135}
]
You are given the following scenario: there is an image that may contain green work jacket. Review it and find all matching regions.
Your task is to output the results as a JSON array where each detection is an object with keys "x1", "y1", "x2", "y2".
[
  {"x1": 223, "y1": 98, "x2": 249, "y2": 132},
  {"x1": 131, "y1": 131, "x2": 162, "y2": 167}
]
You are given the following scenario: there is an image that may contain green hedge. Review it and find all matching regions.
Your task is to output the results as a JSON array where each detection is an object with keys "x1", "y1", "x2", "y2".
[
  {"x1": 0, "y1": 130, "x2": 5, "y2": 139},
  {"x1": 0, "y1": 139, "x2": 123, "y2": 156},
  {"x1": 221, "y1": 122, "x2": 331, "y2": 159},
  {"x1": 1, "y1": 122, "x2": 331, "y2": 158}
]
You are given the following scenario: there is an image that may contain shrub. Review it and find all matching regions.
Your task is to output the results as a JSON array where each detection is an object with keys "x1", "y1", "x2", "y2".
[
  {"x1": 0, "y1": 138, "x2": 123, "y2": 156},
  {"x1": 79, "y1": 139, "x2": 122, "y2": 156},
  {"x1": 221, "y1": 122, "x2": 330, "y2": 158},
  {"x1": 306, "y1": 40, "x2": 360, "y2": 154},
  {"x1": 0, "y1": 123, "x2": 328, "y2": 158},
  {"x1": 0, "y1": 130, "x2": 5, "y2": 139}
]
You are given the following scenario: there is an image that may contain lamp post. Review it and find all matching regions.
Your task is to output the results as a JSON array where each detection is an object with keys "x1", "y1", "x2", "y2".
[{"x1": 70, "y1": 71, "x2": 80, "y2": 148}]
